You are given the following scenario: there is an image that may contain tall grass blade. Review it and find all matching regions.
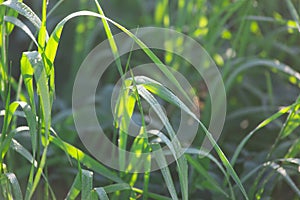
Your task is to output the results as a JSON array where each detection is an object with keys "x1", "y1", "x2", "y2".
[
  {"x1": 4, "y1": 172, "x2": 23, "y2": 200},
  {"x1": 286, "y1": 0, "x2": 300, "y2": 32},
  {"x1": 65, "y1": 172, "x2": 81, "y2": 200},
  {"x1": 151, "y1": 144, "x2": 179, "y2": 200},
  {"x1": 137, "y1": 86, "x2": 188, "y2": 200},
  {"x1": 81, "y1": 169, "x2": 93, "y2": 200}
]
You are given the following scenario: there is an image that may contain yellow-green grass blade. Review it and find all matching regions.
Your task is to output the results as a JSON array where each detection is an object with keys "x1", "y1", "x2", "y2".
[
  {"x1": 279, "y1": 96, "x2": 300, "y2": 139},
  {"x1": 48, "y1": 134, "x2": 123, "y2": 183},
  {"x1": 45, "y1": 10, "x2": 192, "y2": 107},
  {"x1": 0, "y1": 102, "x2": 36, "y2": 160},
  {"x1": 231, "y1": 103, "x2": 297, "y2": 166},
  {"x1": 21, "y1": 51, "x2": 51, "y2": 142},
  {"x1": 65, "y1": 172, "x2": 81, "y2": 200},
  {"x1": 94, "y1": 0, "x2": 123, "y2": 76},
  {"x1": 286, "y1": 0, "x2": 300, "y2": 32}
]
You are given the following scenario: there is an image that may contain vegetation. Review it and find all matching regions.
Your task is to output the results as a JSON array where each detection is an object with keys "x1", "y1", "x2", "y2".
[{"x1": 0, "y1": 0, "x2": 299, "y2": 199}]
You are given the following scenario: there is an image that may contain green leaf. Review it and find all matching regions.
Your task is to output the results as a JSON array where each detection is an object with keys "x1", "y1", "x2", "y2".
[
  {"x1": 1, "y1": 1, "x2": 43, "y2": 31},
  {"x1": 135, "y1": 80, "x2": 248, "y2": 199},
  {"x1": 137, "y1": 86, "x2": 188, "y2": 200},
  {"x1": 286, "y1": 0, "x2": 300, "y2": 32},
  {"x1": 95, "y1": 188, "x2": 109, "y2": 200},
  {"x1": 226, "y1": 59, "x2": 300, "y2": 91},
  {"x1": 48, "y1": 134, "x2": 123, "y2": 183},
  {"x1": 280, "y1": 97, "x2": 300, "y2": 138},
  {"x1": 4, "y1": 173, "x2": 23, "y2": 200},
  {"x1": 231, "y1": 104, "x2": 296, "y2": 166},
  {"x1": 151, "y1": 144, "x2": 179, "y2": 200},
  {"x1": 21, "y1": 51, "x2": 51, "y2": 141},
  {"x1": 82, "y1": 169, "x2": 93, "y2": 200},
  {"x1": 186, "y1": 155, "x2": 229, "y2": 198},
  {"x1": 4, "y1": 16, "x2": 37, "y2": 46},
  {"x1": 65, "y1": 173, "x2": 81, "y2": 200}
]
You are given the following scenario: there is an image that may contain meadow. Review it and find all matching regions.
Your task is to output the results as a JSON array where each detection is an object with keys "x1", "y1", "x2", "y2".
[{"x1": 0, "y1": 0, "x2": 300, "y2": 199}]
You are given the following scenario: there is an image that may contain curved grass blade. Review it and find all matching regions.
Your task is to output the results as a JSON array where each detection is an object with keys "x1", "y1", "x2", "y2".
[
  {"x1": 231, "y1": 104, "x2": 296, "y2": 166},
  {"x1": 240, "y1": 159, "x2": 300, "y2": 197},
  {"x1": 9, "y1": 135, "x2": 55, "y2": 200},
  {"x1": 4, "y1": 173, "x2": 23, "y2": 200},
  {"x1": 95, "y1": 187, "x2": 109, "y2": 200},
  {"x1": 226, "y1": 59, "x2": 300, "y2": 91},
  {"x1": 137, "y1": 86, "x2": 188, "y2": 200},
  {"x1": 45, "y1": 11, "x2": 192, "y2": 105},
  {"x1": 135, "y1": 81, "x2": 248, "y2": 199},
  {"x1": 4, "y1": 16, "x2": 37, "y2": 47},
  {"x1": 132, "y1": 187, "x2": 172, "y2": 200},
  {"x1": 48, "y1": 134, "x2": 123, "y2": 183},
  {"x1": 1, "y1": 1, "x2": 44, "y2": 33},
  {"x1": 0, "y1": 102, "x2": 36, "y2": 160}
]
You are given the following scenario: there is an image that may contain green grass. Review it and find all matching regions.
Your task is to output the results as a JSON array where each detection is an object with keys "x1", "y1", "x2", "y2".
[{"x1": 0, "y1": 0, "x2": 299, "y2": 199}]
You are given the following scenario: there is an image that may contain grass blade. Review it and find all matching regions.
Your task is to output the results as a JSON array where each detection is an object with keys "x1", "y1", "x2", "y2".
[
  {"x1": 65, "y1": 172, "x2": 81, "y2": 200},
  {"x1": 226, "y1": 59, "x2": 300, "y2": 91},
  {"x1": 48, "y1": 134, "x2": 123, "y2": 183},
  {"x1": 231, "y1": 104, "x2": 296, "y2": 166},
  {"x1": 4, "y1": 173, "x2": 23, "y2": 200},
  {"x1": 95, "y1": 188, "x2": 109, "y2": 200},
  {"x1": 137, "y1": 86, "x2": 188, "y2": 200},
  {"x1": 286, "y1": 0, "x2": 300, "y2": 32},
  {"x1": 1, "y1": 1, "x2": 44, "y2": 33},
  {"x1": 151, "y1": 144, "x2": 179, "y2": 200},
  {"x1": 81, "y1": 169, "x2": 93, "y2": 200},
  {"x1": 4, "y1": 16, "x2": 37, "y2": 46}
]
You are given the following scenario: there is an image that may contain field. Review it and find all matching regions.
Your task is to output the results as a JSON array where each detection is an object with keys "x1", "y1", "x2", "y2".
[{"x1": 0, "y1": 0, "x2": 300, "y2": 199}]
